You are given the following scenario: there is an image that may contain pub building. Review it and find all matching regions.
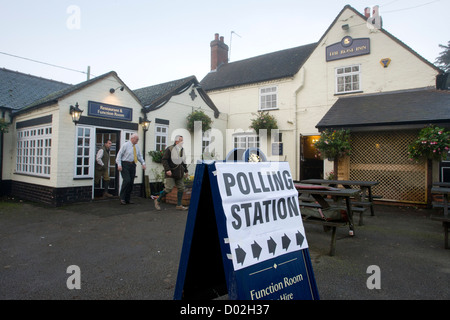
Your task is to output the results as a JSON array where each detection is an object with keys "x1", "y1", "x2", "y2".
[
  {"x1": 201, "y1": 5, "x2": 450, "y2": 205},
  {"x1": 0, "y1": 70, "x2": 146, "y2": 205},
  {"x1": 0, "y1": 69, "x2": 226, "y2": 206}
]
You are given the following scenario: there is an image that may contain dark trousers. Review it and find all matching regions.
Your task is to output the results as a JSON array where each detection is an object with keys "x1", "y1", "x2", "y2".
[{"x1": 120, "y1": 162, "x2": 136, "y2": 202}]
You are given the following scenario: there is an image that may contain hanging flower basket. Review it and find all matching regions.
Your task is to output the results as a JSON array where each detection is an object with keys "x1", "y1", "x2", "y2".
[
  {"x1": 187, "y1": 110, "x2": 212, "y2": 132},
  {"x1": 0, "y1": 119, "x2": 9, "y2": 133},
  {"x1": 314, "y1": 129, "x2": 351, "y2": 161},
  {"x1": 408, "y1": 125, "x2": 450, "y2": 162},
  {"x1": 249, "y1": 111, "x2": 278, "y2": 135}
]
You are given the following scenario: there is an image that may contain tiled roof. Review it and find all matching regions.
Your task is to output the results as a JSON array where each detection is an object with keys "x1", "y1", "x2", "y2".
[
  {"x1": 14, "y1": 71, "x2": 121, "y2": 115},
  {"x1": 134, "y1": 75, "x2": 220, "y2": 117},
  {"x1": 0, "y1": 68, "x2": 71, "y2": 110},
  {"x1": 200, "y1": 5, "x2": 440, "y2": 92},
  {"x1": 200, "y1": 43, "x2": 317, "y2": 91},
  {"x1": 134, "y1": 76, "x2": 196, "y2": 108},
  {"x1": 316, "y1": 88, "x2": 450, "y2": 130}
]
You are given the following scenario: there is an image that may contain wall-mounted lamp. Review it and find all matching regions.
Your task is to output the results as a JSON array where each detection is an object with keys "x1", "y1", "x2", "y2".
[
  {"x1": 341, "y1": 24, "x2": 349, "y2": 30},
  {"x1": 69, "y1": 102, "x2": 83, "y2": 124},
  {"x1": 110, "y1": 86, "x2": 124, "y2": 94},
  {"x1": 139, "y1": 116, "x2": 151, "y2": 132}
]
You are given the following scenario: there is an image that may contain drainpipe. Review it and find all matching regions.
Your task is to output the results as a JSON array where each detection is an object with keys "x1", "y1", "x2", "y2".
[{"x1": 293, "y1": 67, "x2": 305, "y2": 180}]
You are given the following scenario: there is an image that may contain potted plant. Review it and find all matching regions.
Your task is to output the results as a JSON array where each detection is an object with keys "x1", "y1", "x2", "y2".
[
  {"x1": 249, "y1": 111, "x2": 278, "y2": 135},
  {"x1": 187, "y1": 110, "x2": 212, "y2": 132},
  {"x1": 149, "y1": 149, "x2": 164, "y2": 163},
  {"x1": 408, "y1": 125, "x2": 450, "y2": 206},
  {"x1": 314, "y1": 129, "x2": 351, "y2": 176}
]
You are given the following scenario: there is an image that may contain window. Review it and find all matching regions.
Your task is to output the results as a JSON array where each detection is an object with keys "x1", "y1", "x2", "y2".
[
  {"x1": 202, "y1": 130, "x2": 211, "y2": 154},
  {"x1": 75, "y1": 127, "x2": 94, "y2": 178},
  {"x1": 233, "y1": 134, "x2": 260, "y2": 149},
  {"x1": 336, "y1": 65, "x2": 361, "y2": 94},
  {"x1": 259, "y1": 86, "x2": 277, "y2": 110},
  {"x1": 16, "y1": 126, "x2": 52, "y2": 177},
  {"x1": 155, "y1": 124, "x2": 168, "y2": 151}
]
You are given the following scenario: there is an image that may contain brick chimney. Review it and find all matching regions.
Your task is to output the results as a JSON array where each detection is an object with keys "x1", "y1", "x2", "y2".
[{"x1": 210, "y1": 33, "x2": 229, "y2": 71}]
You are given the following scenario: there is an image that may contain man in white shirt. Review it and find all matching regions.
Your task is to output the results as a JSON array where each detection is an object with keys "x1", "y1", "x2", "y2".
[{"x1": 116, "y1": 133, "x2": 146, "y2": 205}]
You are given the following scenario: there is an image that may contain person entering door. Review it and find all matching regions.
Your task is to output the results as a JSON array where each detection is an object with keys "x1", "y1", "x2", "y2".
[{"x1": 95, "y1": 139, "x2": 113, "y2": 198}]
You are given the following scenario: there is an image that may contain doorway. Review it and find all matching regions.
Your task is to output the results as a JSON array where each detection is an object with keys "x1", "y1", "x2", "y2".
[
  {"x1": 300, "y1": 135, "x2": 323, "y2": 180},
  {"x1": 94, "y1": 129, "x2": 120, "y2": 198}
]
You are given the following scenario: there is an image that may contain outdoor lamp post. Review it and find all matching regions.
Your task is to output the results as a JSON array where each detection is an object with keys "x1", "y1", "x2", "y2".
[
  {"x1": 139, "y1": 116, "x2": 151, "y2": 132},
  {"x1": 69, "y1": 103, "x2": 83, "y2": 124}
]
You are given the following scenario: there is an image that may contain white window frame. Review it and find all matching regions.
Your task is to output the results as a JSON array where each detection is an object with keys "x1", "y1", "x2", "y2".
[
  {"x1": 202, "y1": 129, "x2": 211, "y2": 154},
  {"x1": 16, "y1": 125, "x2": 52, "y2": 177},
  {"x1": 233, "y1": 134, "x2": 260, "y2": 149},
  {"x1": 335, "y1": 64, "x2": 362, "y2": 94},
  {"x1": 155, "y1": 124, "x2": 169, "y2": 151},
  {"x1": 259, "y1": 86, "x2": 278, "y2": 110},
  {"x1": 74, "y1": 126, "x2": 95, "y2": 178}
]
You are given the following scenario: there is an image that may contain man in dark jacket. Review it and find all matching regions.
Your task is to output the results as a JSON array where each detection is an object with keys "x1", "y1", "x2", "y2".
[
  {"x1": 155, "y1": 135, "x2": 189, "y2": 211},
  {"x1": 95, "y1": 139, "x2": 113, "y2": 198}
]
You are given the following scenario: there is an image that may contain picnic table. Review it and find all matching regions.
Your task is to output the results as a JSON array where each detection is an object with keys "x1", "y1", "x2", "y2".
[
  {"x1": 431, "y1": 184, "x2": 450, "y2": 217},
  {"x1": 300, "y1": 179, "x2": 379, "y2": 216},
  {"x1": 295, "y1": 183, "x2": 359, "y2": 256},
  {"x1": 430, "y1": 183, "x2": 450, "y2": 249}
]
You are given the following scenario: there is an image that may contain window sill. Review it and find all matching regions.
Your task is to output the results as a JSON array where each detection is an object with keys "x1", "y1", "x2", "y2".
[
  {"x1": 13, "y1": 172, "x2": 50, "y2": 179},
  {"x1": 334, "y1": 90, "x2": 363, "y2": 96},
  {"x1": 258, "y1": 108, "x2": 279, "y2": 111}
]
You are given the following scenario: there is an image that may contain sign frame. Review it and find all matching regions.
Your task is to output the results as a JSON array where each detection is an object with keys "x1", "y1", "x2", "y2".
[
  {"x1": 87, "y1": 101, "x2": 133, "y2": 122},
  {"x1": 326, "y1": 36, "x2": 370, "y2": 62},
  {"x1": 174, "y1": 161, "x2": 320, "y2": 300}
]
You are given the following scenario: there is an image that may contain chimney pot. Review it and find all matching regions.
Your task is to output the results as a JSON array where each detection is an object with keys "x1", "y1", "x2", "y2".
[
  {"x1": 364, "y1": 7, "x2": 370, "y2": 18},
  {"x1": 210, "y1": 33, "x2": 229, "y2": 71}
]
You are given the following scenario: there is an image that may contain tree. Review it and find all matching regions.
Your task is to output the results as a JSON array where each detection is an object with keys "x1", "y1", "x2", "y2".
[
  {"x1": 314, "y1": 129, "x2": 352, "y2": 177},
  {"x1": 435, "y1": 41, "x2": 450, "y2": 72}
]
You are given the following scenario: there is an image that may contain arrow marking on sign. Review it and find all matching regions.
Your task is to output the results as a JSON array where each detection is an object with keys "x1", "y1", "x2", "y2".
[
  {"x1": 251, "y1": 241, "x2": 262, "y2": 260},
  {"x1": 267, "y1": 237, "x2": 277, "y2": 255},
  {"x1": 235, "y1": 245, "x2": 246, "y2": 265},
  {"x1": 296, "y1": 230, "x2": 305, "y2": 247},
  {"x1": 282, "y1": 233, "x2": 291, "y2": 251}
]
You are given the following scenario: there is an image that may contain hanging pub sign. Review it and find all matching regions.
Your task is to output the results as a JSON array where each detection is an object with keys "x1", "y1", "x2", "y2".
[
  {"x1": 326, "y1": 36, "x2": 370, "y2": 61},
  {"x1": 87, "y1": 101, "x2": 133, "y2": 121},
  {"x1": 174, "y1": 159, "x2": 319, "y2": 301}
]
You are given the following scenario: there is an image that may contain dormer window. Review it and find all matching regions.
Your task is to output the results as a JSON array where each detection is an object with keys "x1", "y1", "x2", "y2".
[{"x1": 259, "y1": 86, "x2": 278, "y2": 110}]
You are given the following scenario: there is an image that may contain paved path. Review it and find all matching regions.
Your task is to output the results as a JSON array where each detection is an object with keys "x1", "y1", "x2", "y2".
[{"x1": 0, "y1": 197, "x2": 448, "y2": 300}]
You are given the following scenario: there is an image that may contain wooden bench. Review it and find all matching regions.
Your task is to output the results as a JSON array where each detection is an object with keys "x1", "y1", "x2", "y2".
[
  {"x1": 302, "y1": 215, "x2": 348, "y2": 256},
  {"x1": 300, "y1": 198, "x2": 367, "y2": 226},
  {"x1": 430, "y1": 215, "x2": 450, "y2": 249}
]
